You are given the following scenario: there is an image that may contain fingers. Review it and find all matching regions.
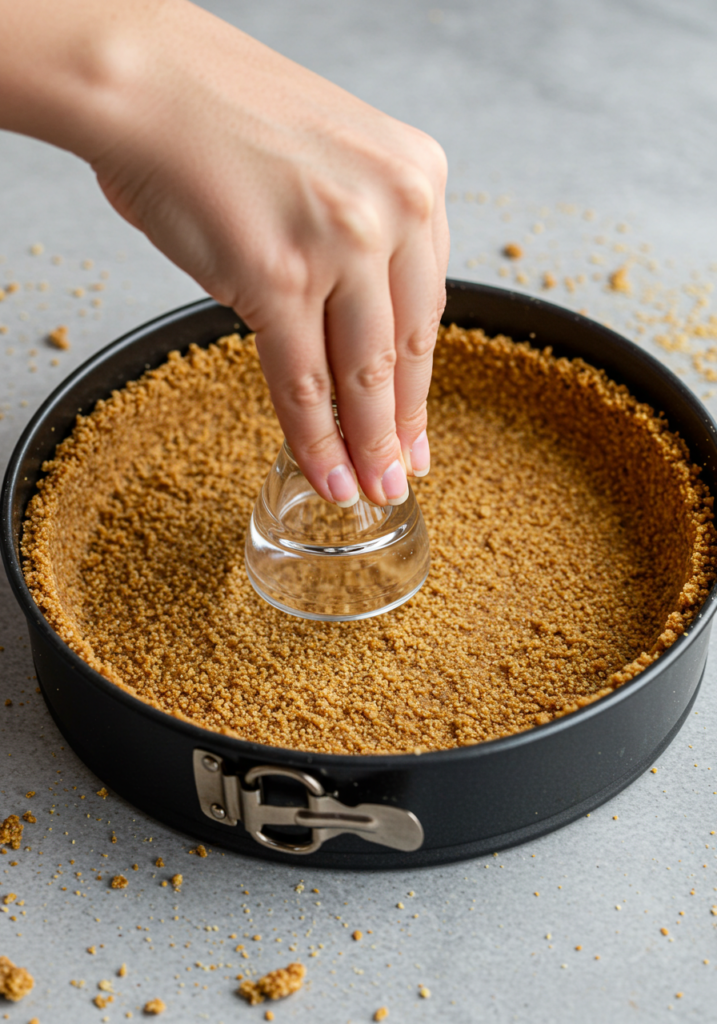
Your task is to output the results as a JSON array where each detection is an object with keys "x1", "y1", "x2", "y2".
[
  {"x1": 324, "y1": 264, "x2": 408, "y2": 507},
  {"x1": 253, "y1": 307, "x2": 360, "y2": 507},
  {"x1": 389, "y1": 237, "x2": 443, "y2": 479},
  {"x1": 389, "y1": 139, "x2": 448, "y2": 480}
]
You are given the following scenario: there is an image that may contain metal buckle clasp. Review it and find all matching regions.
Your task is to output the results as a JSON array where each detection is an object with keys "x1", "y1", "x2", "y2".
[{"x1": 192, "y1": 750, "x2": 424, "y2": 855}]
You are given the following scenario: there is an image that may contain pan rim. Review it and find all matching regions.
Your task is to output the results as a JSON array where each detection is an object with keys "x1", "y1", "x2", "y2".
[{"x1": 3, "y1": 284, "x2": 717, "y2": 769}]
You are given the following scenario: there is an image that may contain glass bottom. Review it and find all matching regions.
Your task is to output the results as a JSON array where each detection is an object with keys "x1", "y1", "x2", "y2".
[{"x1": 245, "y1": 562, "x2": 430, "y2": 622}]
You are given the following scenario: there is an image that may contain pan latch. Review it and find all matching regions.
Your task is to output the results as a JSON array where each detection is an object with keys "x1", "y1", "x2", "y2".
[{"x1": 193, "y1": 749, "x2": 424, "y2": 855}]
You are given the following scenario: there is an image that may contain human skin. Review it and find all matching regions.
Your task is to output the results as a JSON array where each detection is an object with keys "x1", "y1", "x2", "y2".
[{"x1": 0, "y1": 0, "x2": 449, "y2": 507}]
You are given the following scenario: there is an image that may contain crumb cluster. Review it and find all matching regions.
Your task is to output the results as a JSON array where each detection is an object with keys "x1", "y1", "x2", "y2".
[
  {"x1": 0, "y1": 816, "x2": 23, "y2": 850},
  {"x1": 0, "y1": 956, "x2": 34, "y2": 1002},
  {"x1": 238, "y1": 962, "x2": 306, "y2": 1004},
  {"x1": 21, "y1": 327, "x2": 717, "y2": 754}
]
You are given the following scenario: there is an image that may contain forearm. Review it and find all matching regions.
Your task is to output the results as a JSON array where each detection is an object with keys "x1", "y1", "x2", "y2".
[
  {"x1": 0, "y1": 0, "x2": 177, "y2": 162},
  {"x1": 0, "y1": 0, "x2": 448, "y2": 506}
]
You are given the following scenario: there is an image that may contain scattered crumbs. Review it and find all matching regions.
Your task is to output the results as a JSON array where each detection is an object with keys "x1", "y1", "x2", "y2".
[
  {"x1": 294, "y1": 883, "x2": 305, "y2": 893},
  {"x1": 2, "y1": 894, "x2": 17, "y2": 905},
  {"x1": 111, "y1": 875, "x2": 128, "y2": 889},
  {"x1": 171, "y1": 874, "x2": 183, "y2": 890},
  {"x1": 396, "y1": 903, "x2": 404, "y2": 910},
  {"x1": 575, "y1": 945, "x2": 582, "y2": 951},
  {"x1": 155, "y1": 858, "x2": 164, "y2": 868},
  {"x1": 542, "y1": 272, "x2": 556, "y2": 289},
  {"x1": 651, "y1": 768, "x2": 658, "y2": 774},
  {"x1": 238, "y1": 963, "x2": 306, "y2": 1005},
  {"x1": 48, "y1": 326, "x2": 70, "y2": 350},
  {"x1": 72, "y1": 288, "x2": 85, "y2": 298},
  {"x1": 352, "y1": 930, "x2": 363, "y2": 941},
  {"x1": 374, "y1": 1009, "x2": 389, "y2": 1022},
  {"x1": 264, "y1": 1013, "x2": 274, "y2": 1022},
  {"x1": 98, "y1": 980, "x2": 113, "y2": 992},
  {"x1": 0, "y1": 956, "x2": 33, "y2": 1002},
  {"x1": 87, "y1": 947, "x2": 96, "y2": 955},
  {"x1": 676, "y1": 993, "x2": 684, "y2": 999},
  {"x1": 118, "y1": 964, "x2": 127, "y2": 977},
  {"x1": 143, "y1": 998, "x2": 166, "y2": 1015},
  {"x1": 97, "y1": 788, "x2": 108, "y2": 799},
  {"x1": 661, "y1": 928, "x2": 669, "y2": 936},
  {"x1": 189, "y1": 845, "x2": 207, "y2": 857},
  {"x1": 534, "y1": 892, "x2": 540, "y2": 897},
  {"x1": 21, "y1": 812, "x2": 36, "y2": 824},
  {"x1": 419, "y1": 986, "x2": 431, "y2": 999},
  {"x1": 29, "y1": 243, "x2": 44, "y2": 256},
  {"x1": 94, "y1": 994, "x2": 113, "y2": 1009}
]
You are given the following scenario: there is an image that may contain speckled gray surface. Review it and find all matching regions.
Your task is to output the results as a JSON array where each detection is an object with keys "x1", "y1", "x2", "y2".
[{"x1": 1, "y1": 2, "x2": 717, "y2": 1022}]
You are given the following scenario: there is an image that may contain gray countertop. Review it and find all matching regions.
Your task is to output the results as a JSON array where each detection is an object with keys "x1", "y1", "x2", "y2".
[{"x1": 1, "y1": 2, "x2": 716, "y2": 1022}]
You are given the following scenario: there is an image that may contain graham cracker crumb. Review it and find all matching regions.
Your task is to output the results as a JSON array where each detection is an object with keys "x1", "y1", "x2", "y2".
[
  {"x1": 0, "y1": 816, "x2": 23, "y2": 850},
  {"x1": 238, "y1": 962, "x2": 306, "y2": 1005},
  {"x1": 374, "y1": 1009, "x2": 389, "y2": 1021},
  {"x1": 21, "y1": 812, "x2": 36, "y2": 824},
  {"x1": 171, "y1": 874, "x2": 183, "y2": 890},
  {"x1": 0, "y1": 956, "x2": 34, "y2": 1001},
  {"x1": 48, "y1": 326, "x2": 70, "y2": 350},
  {"x1": 503, "y1": 243, "x2": 523, "y2": 259},
  {"x1": 110, "y1": 875, "x2": 128, "y2": 889},
  {"x1": 143, "y1": 998, "x2": 166, "y2": 1015},
  {"x1": 154, "y1": 858, "x2": 164, "y2": 868},
  {"x1": 609, "y1": 266, "x2": 631, "y2": 294}
]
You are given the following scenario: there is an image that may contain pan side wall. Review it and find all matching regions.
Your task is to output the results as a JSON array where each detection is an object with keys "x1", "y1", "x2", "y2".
[{"x1": 29, "y1": 615, "x2": 710, "y2": 868}]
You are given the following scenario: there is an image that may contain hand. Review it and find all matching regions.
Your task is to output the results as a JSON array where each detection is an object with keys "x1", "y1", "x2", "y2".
[{"x1": 0, "y1": 0, "x2": 449, "y2": 507}]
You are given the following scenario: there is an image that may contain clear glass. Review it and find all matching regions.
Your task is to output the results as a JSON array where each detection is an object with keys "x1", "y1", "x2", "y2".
[{"x1": 245, "y1": 440, "x2": 430, "y2": 621}]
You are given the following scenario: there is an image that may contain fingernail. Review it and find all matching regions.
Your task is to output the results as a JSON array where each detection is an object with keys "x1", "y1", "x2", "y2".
[
  {"x1": 410, "y1": 430, "x2": 430, "y2": 477},
  {"x1": 327, "y1": 465, "x2": 359, "y2": 507},
  {"x1": 382, "y1": 459, "x2": 409, "y2": 505}
]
